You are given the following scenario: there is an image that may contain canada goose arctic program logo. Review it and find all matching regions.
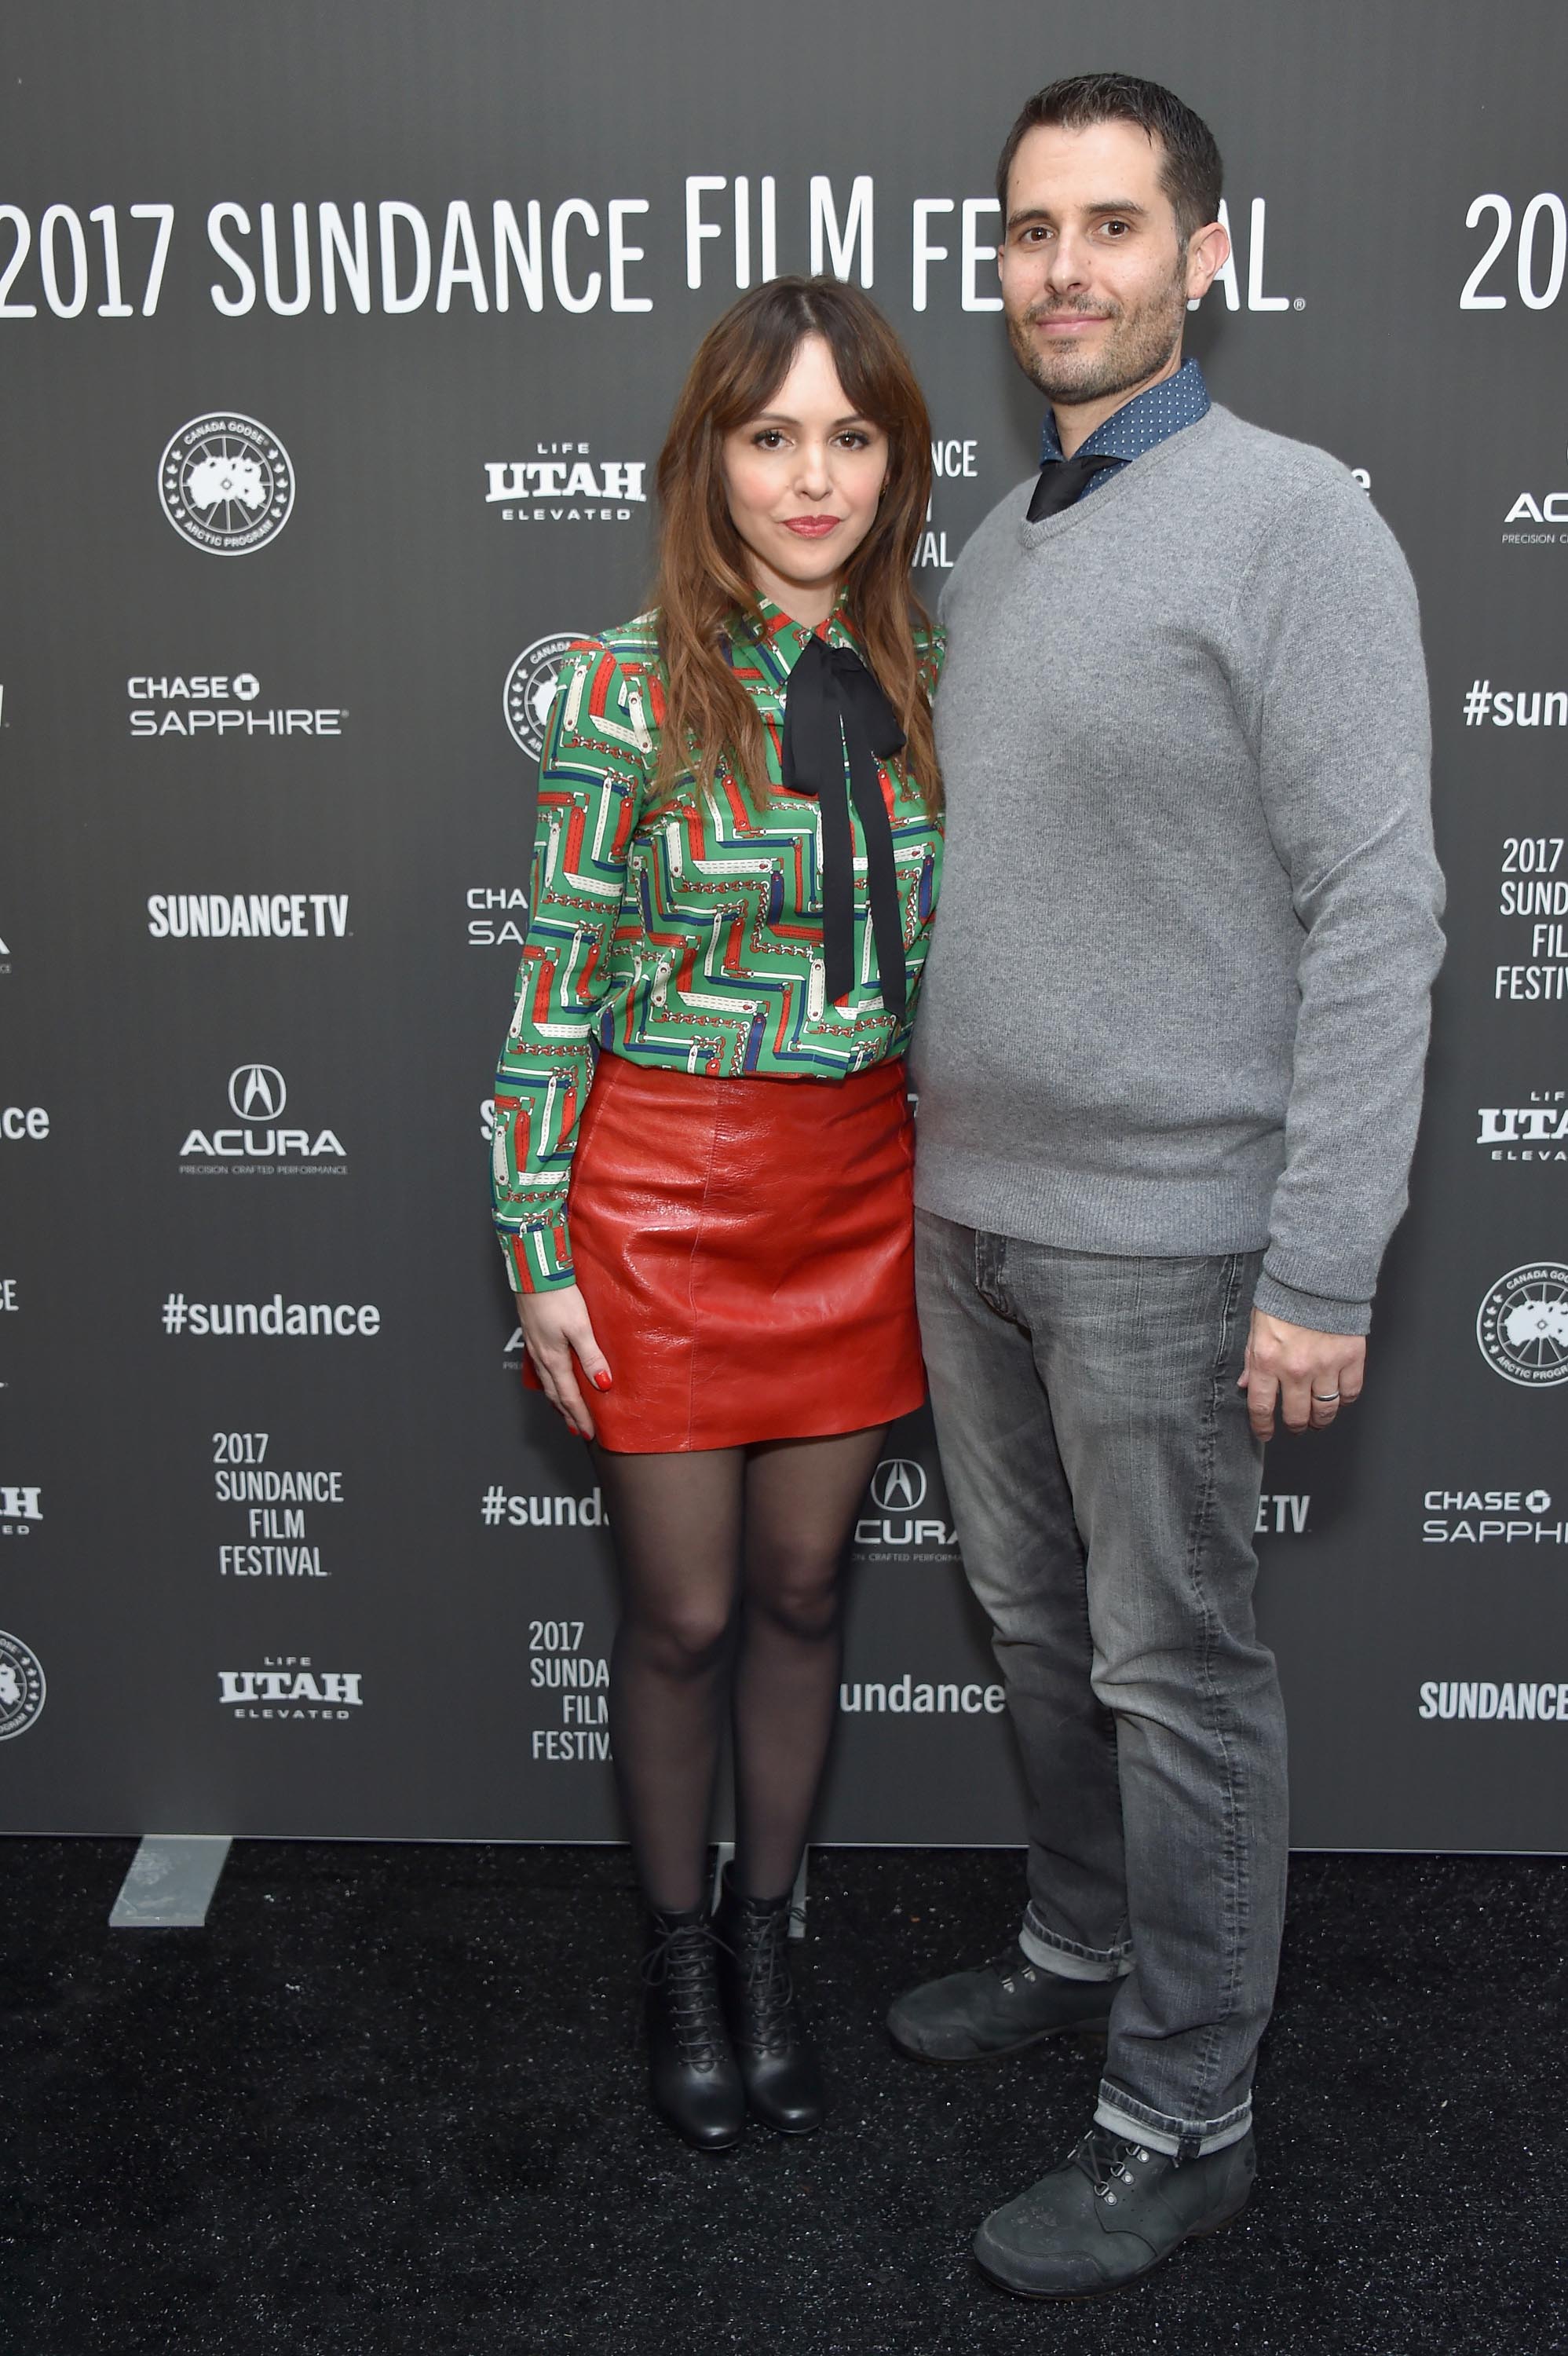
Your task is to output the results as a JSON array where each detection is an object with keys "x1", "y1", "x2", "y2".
[
  {"x1": 1476, "y1": 1262, "x2": 1568, "y2": 1386},
  {"x1": 159, "y1": 414, "x2": 294, "y2": 554}
]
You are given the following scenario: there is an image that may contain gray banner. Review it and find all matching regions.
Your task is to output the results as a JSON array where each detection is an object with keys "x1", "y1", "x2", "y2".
[{"x1": 1, "y1": 0, "x2": 1564, "y2": 1846}]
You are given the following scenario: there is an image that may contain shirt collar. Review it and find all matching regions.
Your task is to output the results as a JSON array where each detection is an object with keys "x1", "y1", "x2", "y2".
[
  {"x1": 1039, "y1": 356, "x2": 1210, "y2": 468},
  {"x1": 736, "y1": 590, "x2": 861, "y2": 689}
]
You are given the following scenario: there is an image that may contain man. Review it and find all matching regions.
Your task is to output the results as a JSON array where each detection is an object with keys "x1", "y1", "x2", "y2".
[{"x1": 894, "y1": 73, "x2": 1444, "y2": 2299}]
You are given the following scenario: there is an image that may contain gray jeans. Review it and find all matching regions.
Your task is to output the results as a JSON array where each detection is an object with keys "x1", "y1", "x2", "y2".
[{"x1": 916, "y1": 1209, "x2": 1288, "y2": 2158}]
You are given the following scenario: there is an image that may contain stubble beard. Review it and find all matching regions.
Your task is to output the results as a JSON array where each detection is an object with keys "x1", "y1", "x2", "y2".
[{"x1": 1007, "y1": 256, "x2": 1190, "y2": 408}]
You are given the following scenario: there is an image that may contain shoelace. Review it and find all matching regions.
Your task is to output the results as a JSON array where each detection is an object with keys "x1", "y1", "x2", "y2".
[
  {"x1": 985, "y1": 1945, "x2": 1040, "y2": 1988},
  {"x1": 732, "y1": 1910, "x2": 795, "y2": 2055},
  {"x1": 640, "y1": 1921, "x2": 729, "y2": 2065},
  {"x1": 1070, "y1": 2127, "x2": 1153, "y2": 2205}
]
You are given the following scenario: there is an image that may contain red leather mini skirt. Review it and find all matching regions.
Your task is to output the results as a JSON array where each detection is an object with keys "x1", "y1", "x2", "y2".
[{"x1": 528, "y1": 1051, "x2": 923, "y2": 1453}]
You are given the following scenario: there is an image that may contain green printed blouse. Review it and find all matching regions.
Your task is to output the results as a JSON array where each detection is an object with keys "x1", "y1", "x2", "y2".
[{"x1": 492, "y1": 594, "x2": 945, "y2": 1294}]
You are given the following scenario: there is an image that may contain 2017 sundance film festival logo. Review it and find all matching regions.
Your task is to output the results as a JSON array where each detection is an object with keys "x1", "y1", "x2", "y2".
[
  {"x1": 484, "y1": 441, "x2": 646, "y2": 524},
  {"x1": 0, "y1": 1631, "x2": 46, "y2": 1740},
  {"x1": 1495, "y1": 836, "x2": 1567, "y2": 1004},
  {"x1": 159, "y1": 414, "x2": 294, "y2": 554},
  {"x1": 1476, "y1": 1263, "x2": 1568, "y2": 1387},
  {"x1": 177, "y1": 1063, "x2": 346, "y2": 1175},
  {"x1": 504, "y1": 635, "x2": 585, "y2": 759}
]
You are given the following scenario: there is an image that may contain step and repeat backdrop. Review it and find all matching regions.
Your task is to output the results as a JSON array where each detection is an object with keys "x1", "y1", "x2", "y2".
[{"x1": 1, "y1": 0, "x2": 1564, "y2": 1849}]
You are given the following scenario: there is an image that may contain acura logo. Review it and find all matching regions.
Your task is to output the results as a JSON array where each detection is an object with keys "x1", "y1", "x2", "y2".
[
  {"x1": 228, "y1": 1063, "x2": 286, "y2": 1120},
  {"x1": 871, "y1": 1458, "x2": 927, "y2": 1512}
]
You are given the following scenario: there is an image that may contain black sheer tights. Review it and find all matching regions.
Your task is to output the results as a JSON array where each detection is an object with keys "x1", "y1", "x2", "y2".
[{"x1": 594, "y1": 1428, "x2": 886, "y2": 1915}]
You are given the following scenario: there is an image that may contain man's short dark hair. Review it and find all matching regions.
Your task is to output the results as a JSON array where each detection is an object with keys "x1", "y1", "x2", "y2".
[{"x1": 996, "y1": 72, "x2": 1223, "y2": 244}]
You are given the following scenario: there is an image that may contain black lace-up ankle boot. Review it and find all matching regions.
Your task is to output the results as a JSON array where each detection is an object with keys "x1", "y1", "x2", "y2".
[
  {"x1": 715, "y1": 1867, "x2": 824, "y2": 2135},
  {"x1": 641, "y1": 1905, "x2": 745, "y2": 2151}
]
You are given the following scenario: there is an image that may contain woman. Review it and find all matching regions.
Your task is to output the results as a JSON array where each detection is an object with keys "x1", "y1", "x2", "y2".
[{"x1": 490, "y1": 277, "x2": 942, "y2": 2151}]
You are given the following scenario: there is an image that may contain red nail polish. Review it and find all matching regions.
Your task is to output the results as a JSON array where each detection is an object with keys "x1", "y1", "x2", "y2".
[{"x1": 594, "y1": 1371, "x2": 612, "y2": 1391}]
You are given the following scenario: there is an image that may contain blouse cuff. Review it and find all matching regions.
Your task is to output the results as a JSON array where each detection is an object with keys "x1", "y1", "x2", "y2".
[{"x1": 503, "y1": 1220, "x2": 576, "y2": 1297}]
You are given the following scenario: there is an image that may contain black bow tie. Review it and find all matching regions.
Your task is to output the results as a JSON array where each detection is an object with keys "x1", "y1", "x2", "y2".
[
  {"x1": 1026, "y1": 451, "x2": 1122, "y2": 521},
  {"x1": 780, "y1": 634, "x2": 908, "y2": 1021}
]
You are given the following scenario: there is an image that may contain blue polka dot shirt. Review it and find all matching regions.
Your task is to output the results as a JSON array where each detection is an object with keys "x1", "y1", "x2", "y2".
[{"x1": 1038, "y1": 357, "x2": 1210, "y2": 498}]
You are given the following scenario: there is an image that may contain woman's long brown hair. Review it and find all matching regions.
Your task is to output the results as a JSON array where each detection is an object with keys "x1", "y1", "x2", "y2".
[{"x1": 652, "y1": 276, "x2": 940, "y2": 812}]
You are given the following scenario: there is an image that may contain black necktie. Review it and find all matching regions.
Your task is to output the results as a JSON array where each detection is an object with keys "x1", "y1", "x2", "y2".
[
  {"x1": 1025, "y1": 452, "x2": 1122, "y2": 521},
  {"x1": 780, "y1": 635, "x2": 908, "y2": 1021}
]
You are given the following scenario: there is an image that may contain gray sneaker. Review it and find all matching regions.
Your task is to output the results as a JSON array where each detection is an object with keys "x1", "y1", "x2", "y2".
[
  {"x1": 974, "y1": 2124, "x2": 1256, "y2": 2297},
  {"x1": 886, "y1": 1941, "x2": 1116, "y2": 2063}
]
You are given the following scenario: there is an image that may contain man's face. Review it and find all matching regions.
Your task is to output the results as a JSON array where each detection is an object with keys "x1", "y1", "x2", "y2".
[{"x1": 998, "y1": 120, "x2": 1220, "y2": 408}]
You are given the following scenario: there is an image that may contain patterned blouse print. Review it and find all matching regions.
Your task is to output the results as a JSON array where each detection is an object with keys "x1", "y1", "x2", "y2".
[{"x1": 492, "y1": 594, "x2": 945, "y2": 1294}]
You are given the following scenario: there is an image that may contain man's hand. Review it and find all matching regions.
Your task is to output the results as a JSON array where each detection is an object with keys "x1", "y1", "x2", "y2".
[
  {"x1": 1238, "y1": 1309, "x2": 1365, "y2": 1440},
  {"x1": 516, "y1": 1282, "x2": 611, "y2": 1442}
]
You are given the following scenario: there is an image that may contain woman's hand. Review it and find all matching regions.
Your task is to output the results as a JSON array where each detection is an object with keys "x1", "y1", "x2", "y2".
[{"x1": 516, "y1": 1283, "x2": 612, "y2": 1440}]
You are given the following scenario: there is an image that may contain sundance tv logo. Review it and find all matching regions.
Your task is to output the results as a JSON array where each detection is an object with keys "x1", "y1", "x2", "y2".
[
  {"x1": 1476, "y1": 1264, "x2": 1568, "y2": 1387},
  {"x1": 148, "y1": 893, "x2": 349, "y2": 940},
  {"x1": 159, "y1": 414, "x2": 294, "y2": 554},
  {"x1": 1418, "y1": 1679, "x2": 1567, "y2": 1722},
  {"x1": 178, "y1": 1063, "x2": 345, "y2": 1173}
]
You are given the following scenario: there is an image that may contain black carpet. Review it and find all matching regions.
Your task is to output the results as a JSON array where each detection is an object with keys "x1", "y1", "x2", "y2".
[{"x1": 3, "y1": 1839, "x2": 1565, "y2": 2354}]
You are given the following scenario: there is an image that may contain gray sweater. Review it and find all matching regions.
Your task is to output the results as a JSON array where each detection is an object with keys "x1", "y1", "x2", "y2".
[{"x1": 912, "y1": 403, "x2": 1446, "y2": 1335}]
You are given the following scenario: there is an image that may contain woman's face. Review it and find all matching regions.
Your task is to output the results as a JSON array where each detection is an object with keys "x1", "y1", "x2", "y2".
[{"x1": 720, "y1": 332, "x2": 890, "y2": 625}]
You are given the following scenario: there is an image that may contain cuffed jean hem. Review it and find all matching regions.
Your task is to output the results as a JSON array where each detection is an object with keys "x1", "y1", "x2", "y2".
[
  {"x1": 1020, "y1": 1910, "x2": 1133, "y2": 1983},
  {"x1": 1095, "y1": 2081, "x2": 1253, "y2": 2162}
]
